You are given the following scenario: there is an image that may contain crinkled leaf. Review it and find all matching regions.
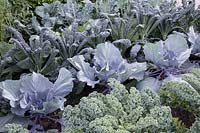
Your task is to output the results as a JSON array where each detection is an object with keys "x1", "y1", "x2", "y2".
[
  {"x1": 137, "y1": 77, "x2": 161, "y2": 92},
  {"x1": 20, "y1": 72, "x2": 53, "y2": 94},
  {"x1": 0, "y1": 113, "x2": 29, "y2": 132},
  {"x1": 68, "y1": 55, "x2": 98, "y2": 87},
  {"x1": 16, "y1": 58, "x2": 34, "y2": 70},
  {"x1": 94, "y1": 42, "x2": 123, "y2": 71},
  {"x1": 165, "y1": 33, "x2": 188, "y2": 54},
  {"x1": 0, "y1": 80, "x2": 21, "y2": 102},
  {"x1": 52, "y1": 68, "x2": 73, "y2": 98},
  {"x1": 144, "y1": 41, "x2": 166, "y2": 66},
  {"x1": 118, "y1": 62, "x2": 147, "y2": 82}
]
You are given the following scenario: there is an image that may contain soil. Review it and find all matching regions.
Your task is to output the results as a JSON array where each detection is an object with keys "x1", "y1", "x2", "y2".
[
  {"x1": 65, "y1": 84, "x2": 109, "y2": 106},
  {"x1": 171, "y1": 107, "x2": 196, "y2": 128}
]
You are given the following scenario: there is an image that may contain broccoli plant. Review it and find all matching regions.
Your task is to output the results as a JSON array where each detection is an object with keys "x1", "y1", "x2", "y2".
[{"x1": 62, "y1": 78, "x2": 173, "y2": 132}]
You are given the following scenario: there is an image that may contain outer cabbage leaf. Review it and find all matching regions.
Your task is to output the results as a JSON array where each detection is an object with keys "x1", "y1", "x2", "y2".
[
  {"x1": 143, "y1": 41, "x2": 167, "y2": 66},
  {"x1": 68, "y1": 55, "x2": 98, "y2": 88},
  {"x1": 165, "y1": 33, "x2": 188, "y2": 54},
  {"x1": 188, "y1": 26, "x2": 200, "y2": 53},
  {"x1": 137, "y1": 77, "x2": 161, "y2": 92},
  {"x1": 0, "y1": 80, "x2": 21, "y2": 102},
  {"x1": 51, "y1": 68, "x2": 74, "y2": 98},
  {"x1": 144, "y1": 32, "x2": 191, "y2": 68},
  {"x1": 118, "y1": 62, "x2": 147, "y2": 82},
  {"x1": 69, "y1": 42, "x2": 146, "y2": 87},
  {"x1": 94, "y1": 42, "x2": 123, "y2": 71},
  {"x1": 0, "y1": 68, "x2": 73, "y2": 115}
]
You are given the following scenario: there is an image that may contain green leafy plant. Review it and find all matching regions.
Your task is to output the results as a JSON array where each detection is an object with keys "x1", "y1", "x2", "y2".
[
  {"x1": 0, "y1": 0, "x2": 12, "y2": 41},
  {"x1": 5, "y1": 124, "x2": 28, "y2": 133},
  {"x1": 190, "y1": 117, "x2": 200, "y2": 133},
  {"x1": 2, "y1": 26, "x2": 60, "y2": 78},
  {"x1": 159, "y1": 68, "x2": 200, "y2": 115},
  {"x1": 173, "y1": 118, "x2": 188, "y2": 133},
  {"x1": 63, "y1": 79, "x2": 173, "y2": 132}
]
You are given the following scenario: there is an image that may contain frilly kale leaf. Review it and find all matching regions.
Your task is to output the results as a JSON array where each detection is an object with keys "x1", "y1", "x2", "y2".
[
  {"x1": 190, "y1": 117, "x2": 200, "y2": 133},
  {"x1": 5, "y1": 123, "x2": 29, "y2": 133},
  {"x1": 63, "y1": 78, "x2": 173, "y2": 132},
  {"x1": 68, "y1": 42, "x2": 146, "y2": 87},
  {"x1": 159, "y1": 68, "x2": 200, "y2": 115}
]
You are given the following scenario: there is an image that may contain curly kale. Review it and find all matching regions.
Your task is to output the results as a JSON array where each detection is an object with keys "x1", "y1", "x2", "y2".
[
  {"x1": 159, "y1": 68, "x2": 200, "y2": 115},
  {"x1": 5, "y1": 123, "x2": 28, "y2": 133},
  {"x1": 63, "y1": 79, "x2": 173, "y2": 133},
  {"x1": 190, "y1": 117, "x2": 200, "y2": 133}
]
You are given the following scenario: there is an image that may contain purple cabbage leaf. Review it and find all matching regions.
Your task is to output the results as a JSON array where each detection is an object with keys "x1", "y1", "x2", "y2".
[
  {"x1": 188, "y1": 26, "x2": 200, "y2": 54},
  {"x1": 138, "y1": 32, "x2": 193, "y2": 92},
  {"x1": 137, "y1": 32, "x2": 194, "y2": 92},
  {"x1": 0, "y1": 68, "x2": 73, "y2": 116},
  {"x1": 68, "y1": 42, "x2": 147, "y2": 88},
  {"x1": 144, "y1": 32, "x2": 192, "y2": 69}
]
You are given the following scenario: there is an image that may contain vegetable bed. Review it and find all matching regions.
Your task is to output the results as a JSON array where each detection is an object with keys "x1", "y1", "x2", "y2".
[{"x1": 0, "y1": 0, "x2": 200, "y2": 132}]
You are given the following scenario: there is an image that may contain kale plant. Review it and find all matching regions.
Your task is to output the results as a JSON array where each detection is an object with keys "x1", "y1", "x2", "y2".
[
  {"x1": 68, "y1": 42, "x2": 146, "y2": 88},
  {"x1": 34, "y1": 0, "x2": 92, "y2": 30},
  {"x1": 3, "y1": 26, "x2": 60, "y2": 78},
  {"x1": 63, "y1": 79, "x2": 173, "y2": 132},
  {"x1": 83, "y1": 18, "x2": 111, "y2": 46},
  {"x1": 42, "y1": 22, "x2": 91, "y2": 61},
  {"x1": 159, "y1": 68, "x2": 200, "y2": 115},
  {"x1": 5, "y1": 123, "x2": 29, "y2": 133}
]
